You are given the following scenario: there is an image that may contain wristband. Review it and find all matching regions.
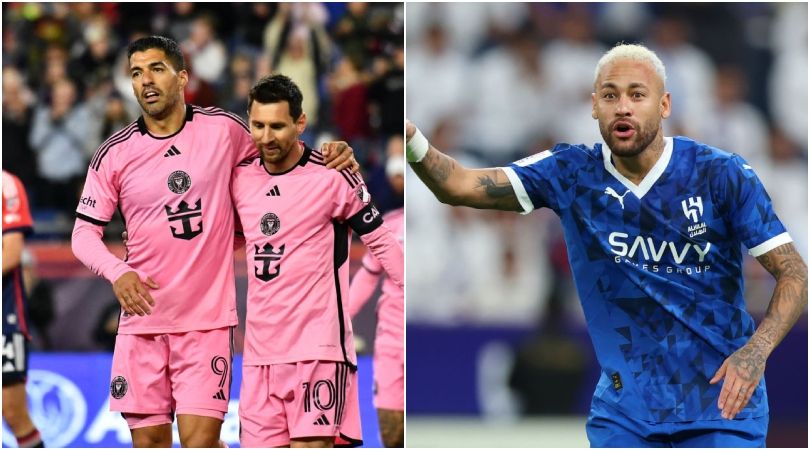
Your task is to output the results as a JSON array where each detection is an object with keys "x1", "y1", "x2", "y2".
[{"x1": 406, "y1": 127, "x2": 429, "y2": 163}]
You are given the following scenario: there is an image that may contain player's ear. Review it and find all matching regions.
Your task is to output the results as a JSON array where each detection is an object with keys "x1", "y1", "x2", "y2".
[
  {"x1": 591, "y1": 92, "x2": 598, "y2": 119},
  {"x1": 660, "y1": 92, "x2": 671, "y2": 119},
  {"x1": 296, "y1": 112, "x2": 307, "y2": 135},
  {"x1": 177, "y1": 70, "x2": 189, "y2": 91}
]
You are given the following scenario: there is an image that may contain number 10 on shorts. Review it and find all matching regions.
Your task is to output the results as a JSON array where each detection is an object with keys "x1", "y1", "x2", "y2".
[{"x1": 302, "y1": 379, "x2": 336, "y2": 413}]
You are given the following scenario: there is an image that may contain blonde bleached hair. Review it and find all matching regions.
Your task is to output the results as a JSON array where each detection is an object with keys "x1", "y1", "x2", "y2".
[{"x1": 594, "y1": 43, "x2": 667, "y2": 87}]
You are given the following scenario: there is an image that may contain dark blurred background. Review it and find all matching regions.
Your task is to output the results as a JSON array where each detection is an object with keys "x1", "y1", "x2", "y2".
[
  {"x1": 2, "y1": 2, "x2": 403, "y2": 447},
  {"x1": 405, "y1": 3, "x2": 807, "y2": 447},
  {"x1": 3, "y1": 0, "x2": 403, "y2": 352}
]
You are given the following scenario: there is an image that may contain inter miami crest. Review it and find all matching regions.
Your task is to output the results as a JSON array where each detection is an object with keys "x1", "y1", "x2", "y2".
[
  {"x1": 110, "y1": 376, "x2": 128, "y2": 399},
  {"x1": 167, "y1": 170, "x2": 191, "y2": 194},
  {"x1": 356, "y1": 185, "x2": 371, "y2": 204},
  {"x1": 260, "y1": 213, "x2": 280, "y2": 236}
]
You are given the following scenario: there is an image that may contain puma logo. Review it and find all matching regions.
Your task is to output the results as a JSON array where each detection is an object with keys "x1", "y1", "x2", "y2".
[{"x1": 604, "y1": 187, "x2": 631, "y2": 210}]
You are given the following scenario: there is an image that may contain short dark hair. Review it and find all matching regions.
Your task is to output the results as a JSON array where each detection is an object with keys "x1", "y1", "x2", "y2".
[
  {"x1": 248, "y1": 74, "x2": 303, "y2": 120},
  {"x1": 127, "y1": 36, "x2": 186, "y2": 72}
]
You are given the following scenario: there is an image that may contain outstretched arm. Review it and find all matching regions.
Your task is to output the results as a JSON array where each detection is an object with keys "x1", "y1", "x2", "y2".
[
  {"x1": 710, "y1": 242, "x2": 807, "y2": 419},
  {"x1": 406, "y1": 120, "x2": 521, "y2": 211}
]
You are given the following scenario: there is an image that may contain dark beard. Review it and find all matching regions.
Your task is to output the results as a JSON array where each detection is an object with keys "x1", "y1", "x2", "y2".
[
  {"x1": 139, "y1": 94, "x2": 177, "y2": 121},
  {"x1": 600, "y1": 121, "x2": 659, "y2": 158}
]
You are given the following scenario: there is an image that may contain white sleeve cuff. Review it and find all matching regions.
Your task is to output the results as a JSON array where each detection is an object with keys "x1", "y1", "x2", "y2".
[
  {"x1": 500, "y1": 167, "x2": 534, "y2": 215},
  {"x1": 748, "y1": 232, "x2": 793, "y2": 257}
]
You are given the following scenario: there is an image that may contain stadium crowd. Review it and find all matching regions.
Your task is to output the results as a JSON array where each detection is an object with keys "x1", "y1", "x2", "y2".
[
  {"x1": 406, "y1": 2, "x2": 808, "y2": 325},
  {"x1": 2, "y1": 2, "x2": 403, "y2": 353},
  {"x1": 3, "y1": 2, "x2": 404, "y2": 231}
]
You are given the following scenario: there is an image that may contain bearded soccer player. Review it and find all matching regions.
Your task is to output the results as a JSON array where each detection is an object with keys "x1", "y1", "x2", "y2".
[
  {"x1": 406, "y1": 43, "x2": 807, "y2": 447},
  {"x1": 71, "y1": 36, "x2": 356, "y2": 448},
  {"x1": 232, "y1": 75, "x2": 404, "y2": 448},
  {"x1": 2, "y1": 171, "x2": 45, "y2": 448},
  {"x1": 348, "y1": 137, "x2": 405, "y2": 448}
]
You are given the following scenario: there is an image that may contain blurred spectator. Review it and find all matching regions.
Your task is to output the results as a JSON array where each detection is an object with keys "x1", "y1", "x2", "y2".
[
  {"x1": 69, "y1": 15, "x2": 117, "y2": 99},
  {"x1": 368, "y1": 47, "x2": 404, "y2": 137},
  {"x1": 39, "y1": 45, "x2": 73, "y2": 98},
  {"x1": 757, "y1": 129, "x2": 808, "y2": 261},
  {"x1": 332, "y1": 2, "x2": 372, "y2": 64},
  {"x1": 166, "y1": 2, "x2": 196, "y2": 43},
  {"x1": 264, "y1": 3, "x2": 331, "y2": 134},
  {"x1": 648, "y1": 15, "x2": 716, "y2": 136},
  {"x1": 541, "y1": 7, "x2": 607, "y2": 146},
  {"x1": 182, "y1": 56, "x2": 217, "y2": 107},
  {"x1": 28, "y1": 77, "x2": 95, "y2": 211},
  {"x1": 2, "y1": 67, "x2": 38, "y2": 188},
  {"x1": 97, "y1": 93, "x2": 135, "y2": 141},
  {"x1": 328, "y1": 56, "x2": 371, "y2": 146},
  {"x1": 463, "y1": 27, "x2": 554, "y2": 164},
  {"x1": 407, "y1": 3, "x2": 528, "y2": 56},
  {"x1": 20, "y1": 249, "x2": 55, "y2": 351},
  {"x1": 233, "y1": 3, "x2": 278, "y2": 53},
  {"x1": 768, "y1": 3, "x2": 808, "y2": 151},
  {"x1": 365, "y1": 134, "x2": 405, "y2": 215},
  {"x1": 405, "y1": 22, "x2": 468, "y2": 132},
  {"x1": 221, "y1": 53, "x2": 256, "y2": 119},
  {"x1": 181, "y1": 13, "x2": 227, "y2": 85},
  {"x1": 691, "y1": 65, "x2": 770, "y2": 171}
]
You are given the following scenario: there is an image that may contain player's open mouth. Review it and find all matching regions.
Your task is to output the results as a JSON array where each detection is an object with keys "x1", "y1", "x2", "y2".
[
  {"x1": 143, "y1": 91, "x2": 160, "y2": 103},
  {"x1": 613, "y1": 121, "x2": 635, "y2": 139}
]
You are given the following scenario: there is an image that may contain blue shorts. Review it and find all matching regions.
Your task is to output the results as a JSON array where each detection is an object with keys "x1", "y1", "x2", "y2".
[{"x1": 586, "y1": 397, "x2": 768, "y2": 448}]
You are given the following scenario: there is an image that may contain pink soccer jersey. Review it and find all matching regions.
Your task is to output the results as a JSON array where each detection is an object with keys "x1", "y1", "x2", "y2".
[
  {"x1": 349, "y1": 208, "x2": 403, "y2": 352},
  {"x1": 231, "y1": 144, "x2": 404, "y2": 367},
  {"x1": 73, "y1": 105, "x2": 256, "y2": 334}
]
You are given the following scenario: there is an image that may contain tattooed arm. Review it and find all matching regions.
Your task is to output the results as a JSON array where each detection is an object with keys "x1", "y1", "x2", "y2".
[
  {"x1": 710, "y1": 242, "x2": 808, "y2": 419},
  {"x1": 406, "y1": 120, "x2": 522, "y2": 211}
]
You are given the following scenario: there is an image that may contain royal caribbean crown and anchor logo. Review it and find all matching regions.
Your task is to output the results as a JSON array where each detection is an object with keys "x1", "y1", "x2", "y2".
[
  {"x1": 254, "y1": 243, "x2": 286, "y2": 282},
  {"x1": 164, "y1": 199, "x2": 203, "y2": 240}
]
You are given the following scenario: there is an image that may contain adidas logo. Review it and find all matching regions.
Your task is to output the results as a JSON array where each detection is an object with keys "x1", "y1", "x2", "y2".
[
  {"x1": 266, "y1": 185, "x2": 280, "y2": 196},
  {"x1": 313, "y1": 414, "x2": 330, "y2": 425},
  {"x1": 164, "y1": 145, "x2": 181, "y2": 157},
  {"x1": 212, "y1": 389, "x2": 226, "y2": 400}
]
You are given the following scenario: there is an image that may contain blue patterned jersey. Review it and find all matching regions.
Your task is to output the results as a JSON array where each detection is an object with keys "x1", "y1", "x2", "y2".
[{"x1": 503, "y1": 136, "x2": 790, "y2": 422}]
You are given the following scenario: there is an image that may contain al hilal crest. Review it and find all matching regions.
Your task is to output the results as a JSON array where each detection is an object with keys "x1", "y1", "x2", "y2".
[
  {"x1": 260, "y1": 212, "x2": 280, "y2": 236},
  {"x1": 167, "y1": 170, "x2": 191, "y2": 194},
  {"x1": 110, "y1": 376, "x2": 128, "y2": 399}
]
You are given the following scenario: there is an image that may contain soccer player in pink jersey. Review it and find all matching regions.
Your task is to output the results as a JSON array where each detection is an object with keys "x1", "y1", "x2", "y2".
[
  {"x1": 231, "y1": 75, "x2": 404, "y2": 448},
  {"x1": 71, "y1": 36, "x2": 356, "y2": 448},
  {"x1": 348, "y1": 137, "x2": 405, "y2": 448}
]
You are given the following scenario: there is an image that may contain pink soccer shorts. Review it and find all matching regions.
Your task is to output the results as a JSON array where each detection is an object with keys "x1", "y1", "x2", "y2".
[
  {"x1": 373, "y1": 346, "x2": 404, "y2": 411},
  {"x1": 110, "y1": 327, "x2": 233, "y2": 428},
  {"x1": 239, "y1": 360, "x2": 362, "y2": 448}
]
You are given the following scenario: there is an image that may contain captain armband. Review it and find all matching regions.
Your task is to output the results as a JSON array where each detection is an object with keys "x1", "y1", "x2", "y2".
[{"x1": 347, "y1": 203, "x2": 384, "y2": 236}]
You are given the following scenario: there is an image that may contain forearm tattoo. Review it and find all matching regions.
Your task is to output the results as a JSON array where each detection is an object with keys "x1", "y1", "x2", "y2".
[
  {"x1": 753, "y1": 243, "x2": 808, "y2": 353},
  {"x1": 476, "y1": 173, "x2": 515, "y2": 198},
  {"x1": 411, "y1": 148, "x2": 520, "y2": 211},
  {"x1": 728, "y1": 340, "x2": 766, "y2": 385},
  {"x1": 422, "y1": 148, "x2": 455, "y2": 183}
]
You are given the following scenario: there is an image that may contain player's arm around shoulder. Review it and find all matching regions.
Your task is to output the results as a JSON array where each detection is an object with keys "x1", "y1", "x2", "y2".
[{"x1": 406, "y1": 120, "x2": 521, "y2": 212}]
